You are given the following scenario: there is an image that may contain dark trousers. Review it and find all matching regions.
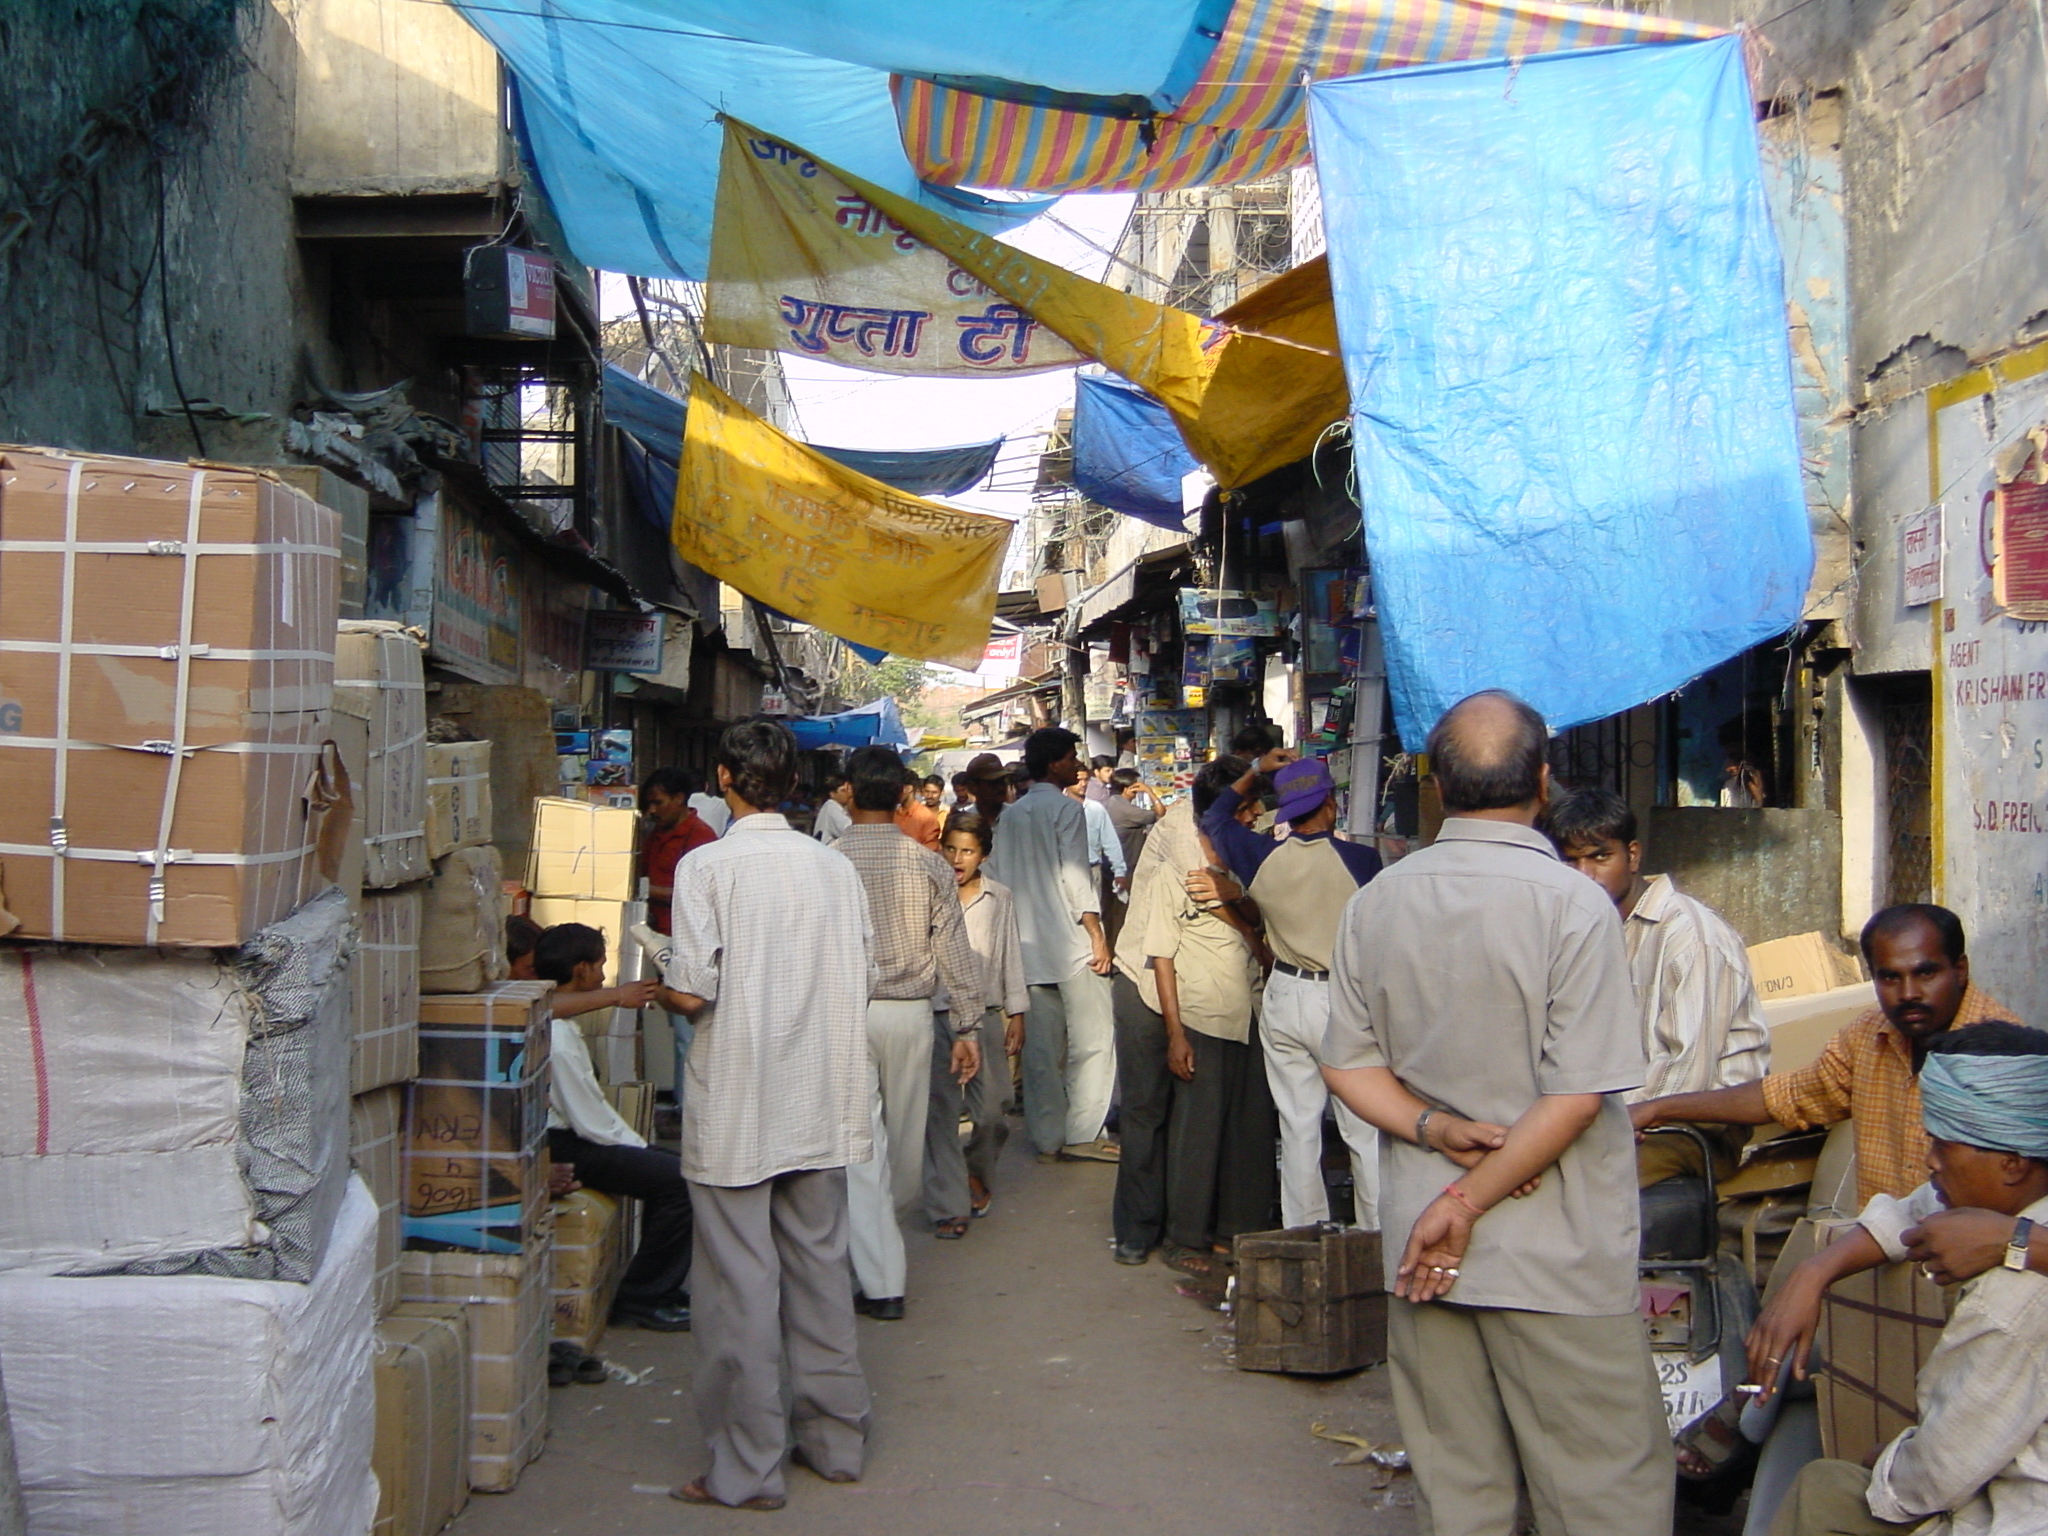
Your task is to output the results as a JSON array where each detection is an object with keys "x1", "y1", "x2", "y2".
[
  {"x1": 1111, "y1": 974, "x2": 1174, "y2": 1251},
  {"x1": 1166, "y1": 1029, "x2": 1278, "y2": 1251},
  {"x1": 547, "y1": 1128, "x2": 694, "y2": 1302}
]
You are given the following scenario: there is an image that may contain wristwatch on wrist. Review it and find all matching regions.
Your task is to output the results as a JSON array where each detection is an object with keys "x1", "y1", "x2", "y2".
[{"x1": 2006, "y1": 1216, "x2": 2035, "y2": 1272}]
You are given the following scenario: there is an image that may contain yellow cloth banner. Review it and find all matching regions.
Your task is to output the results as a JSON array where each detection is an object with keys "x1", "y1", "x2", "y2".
[
  {"x1": 719, "y1": 123, "x2": 1347, "y2": 490},
  {"x1": 673, "y1": 374, "x2": 1010, "y2": 669}
]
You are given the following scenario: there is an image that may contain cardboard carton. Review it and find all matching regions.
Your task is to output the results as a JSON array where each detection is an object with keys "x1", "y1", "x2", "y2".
[
  {"x1": 0, "y1": 449, "x2": 340, "y2": 945},
  {"x1": 1816, "y1": 1249, "x2": 1954, "y2": 1466},
  {"x1": 405, "y1": 982, "x2": 552, "y2": 1253},
  {"x1": 426, "y1": 740, "x2": 494, "y2": 859},
  {"x1": 1748, "y1": 932, "x2": 1852, "y2": 1003},
  {"x1": 373, "y1": 1303, "x2": 471, "y2": 1536},
  {"x1": 528, "y1": 797, "x2": 640, "y2": 902},
  {"x1": 351, "y1": 1086, "x2": 404, "y2": 1316},
  {"x1": 529, "y1": 893, "x2": 645, "y2": 1082},
  {"x1": 420, "y1": 845, "x2": 508, "y2": 994},
  {"x1": 399, "y1": 1240, "x2": 552, "y2": 1493},
  {"x1": 550, "y1": 1188, "x2": 625, "y2": 1352},
  {"x1": 336, "y1": 621, "x2": 429, "y2": 889},
  {"x1": 1762, "y1": 983, "x2": 1875, "y2": 1077},
  {"x1": 353, "y1": 884, "x2": 423, "y2": 1093}
]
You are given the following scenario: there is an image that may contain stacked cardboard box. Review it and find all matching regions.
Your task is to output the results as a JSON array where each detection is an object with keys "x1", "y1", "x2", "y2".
[
  {"x1": 426, "y1": 740, "x2": 494, "y2": 859},
  {"x1": 400, "y1": 1243, "x2": 552, "y2": 1494},
  {"x1": 1816, "y1": 1249, "x2": 1955, "y2": 1465},
  {"x1": 0, "y1": 450, "x2": 340, "y2": 946},
  {"x1": 336, "y1": 621, "x2": 430, "y2": 891},
  {"x1": 420, "y1": 845, "x2": 509, "y2": 995},
  {"x1": 351, "y1": 1087, "x2": 405, "y2": 1316},
  {"x1": 528, "y1": 892, "x2": 647, "y2": 1083},
  {"x1": 372, "y1": 1302, "x2": 471, "y2": 1536},
  {"x1": 529, "y1": 797, "x2": 640, "y2": 901},
  {"x1": 404, "y1": 982, "x2": 553, "y2": 1255},
  {"x1": 353, "y1": 885, "x2": 424, "y2": 1092},
  {"x1": 550, "y1": 1189, "x2": 626, "y2": 1353}
]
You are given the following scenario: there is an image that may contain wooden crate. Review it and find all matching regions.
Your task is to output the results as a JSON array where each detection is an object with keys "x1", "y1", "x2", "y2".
[{"x1": 1233, "y1": 1226, "x2": 1387, "y2": 1375}]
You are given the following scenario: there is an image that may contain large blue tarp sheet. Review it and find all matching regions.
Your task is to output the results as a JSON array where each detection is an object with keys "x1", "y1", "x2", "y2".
[
  {"x1": 789, "y1": 697, "x2": 910, "y2": 751},
  {"x1": 603, "y1": 366, "x2": 1000, "y2": 497},
  {"x1": 1071, "y1": 373, "x2": 1198, "y2": 529},
  {"x1": 461, "y1": 0, "x2": 1056, "y2": 278},
  {"x1": 599, "y1": 0, "x2": 1229, "y2": 104},
  {"x1": 1308, "y1": 37, "x2": 1810, "y2": 748}
]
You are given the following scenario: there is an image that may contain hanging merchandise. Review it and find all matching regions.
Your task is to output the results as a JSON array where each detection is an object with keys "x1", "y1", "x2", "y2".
[
  {"x1": 672, "y1": 374, "x2": 1010, "y2": 669},
  {"x1": 706, "y1": 124, "x2": 1080, "y2": 377},
  {"x1": 1308, "y1": 36, "x2": 1810, "y2": 746}
]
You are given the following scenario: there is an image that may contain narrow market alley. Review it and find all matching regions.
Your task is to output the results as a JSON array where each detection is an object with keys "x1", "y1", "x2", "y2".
[{"x1": 454, "y1": 1149, "x2": 1415, "y2": 1536}]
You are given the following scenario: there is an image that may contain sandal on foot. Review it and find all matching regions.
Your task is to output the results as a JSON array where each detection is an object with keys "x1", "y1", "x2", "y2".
[
  {"x1": 1675, "y1": 1393, "x2": 1757, "y2": 1483},
  {"x1": 671, "y1": 1478, "x2": 786, "y2": 1511},
  {"x1": 1162, "y1": 1244, "x2": 1225, "y2": 1278},
  {"x1": 935, "y1": 1218, "x2": 970, "y2": 1239}
]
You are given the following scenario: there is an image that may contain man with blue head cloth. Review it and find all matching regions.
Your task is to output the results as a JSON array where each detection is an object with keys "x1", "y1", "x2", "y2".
[{"x1": 1767, "y1": 1021, "x2": 2048, "y2": 1535}]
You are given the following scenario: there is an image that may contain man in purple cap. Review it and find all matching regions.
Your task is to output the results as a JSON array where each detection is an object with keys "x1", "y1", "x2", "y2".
[{"x1": 1201, "y1": 747, "x2": 1384, "y2": 1228}]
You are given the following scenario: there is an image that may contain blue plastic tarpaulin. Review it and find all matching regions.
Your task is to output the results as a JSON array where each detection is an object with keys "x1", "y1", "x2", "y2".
[
  {"x1": 459, "y1": 0, "x2": 1057, "y2": 278},
  {"x1": 1071, "y1": 373, "x2": 1198, "y2": 529},
  {"x1": 603, "y1": 366, "x2": 1000, "y2": 495},
  {"x1": 788, "y1": 697, "x2": 910, "y2": 751},
  {"x1": 1307, "y1": 37, "x2": 1810, "y2": 748}
]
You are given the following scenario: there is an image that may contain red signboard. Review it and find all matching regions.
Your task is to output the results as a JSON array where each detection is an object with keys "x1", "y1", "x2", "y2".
[{"x1": 1996, "y1": 479, "x2": 2048, "y2": 618}]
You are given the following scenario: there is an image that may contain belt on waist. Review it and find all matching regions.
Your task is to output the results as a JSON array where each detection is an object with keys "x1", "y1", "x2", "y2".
[{"x1": 1271, "y1": 960, "x2": 1329, "y2": 981}]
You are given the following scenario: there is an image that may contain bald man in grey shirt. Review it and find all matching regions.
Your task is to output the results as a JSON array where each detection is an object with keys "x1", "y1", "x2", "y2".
[{"x1": 1321, "y1": 690, "x2": 1668, "y2": 1536}]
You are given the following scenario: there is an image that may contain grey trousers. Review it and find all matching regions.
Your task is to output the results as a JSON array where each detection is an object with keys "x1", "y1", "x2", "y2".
[
  {"x1": 686, "y1": 1169, "x2": 871, "y2": 1506},
  {"x1": 924, "y1": 1007, "x2": 1011, "y2": 1224},
  {"x1": 1766, "y1": 1459, "x2": 1917, "y2": 1536},
  {"x1": 1021, "y1": 969, "x2": 1115, "y2": 1155},
  {"x1": 845, "y1": 998, "x2": 929, "y2": 1301},
  {"x1": 1387, "y1": 1298, "x2": 1671, "y2": 1536}
]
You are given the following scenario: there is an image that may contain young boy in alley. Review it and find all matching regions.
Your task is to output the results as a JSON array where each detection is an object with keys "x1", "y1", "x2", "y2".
[
  {"x1": 530, "y1": 923, "x2": 694, "y2": 1332},
  {"x1": 1540, "y1": 787, "x2": 1770, "y2": 1185}
]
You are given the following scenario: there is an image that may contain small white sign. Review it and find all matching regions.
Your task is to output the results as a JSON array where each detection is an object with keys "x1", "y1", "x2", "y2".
[
  {"x1": 759, "y1": 688, "x2": 789, "y2": 717},
  {"x1": 586, "y1": 610, "x2": 665, "y2": 672},
  {"x1": 1903, "y1": 503, "x2": 1944, "y2": 607}
]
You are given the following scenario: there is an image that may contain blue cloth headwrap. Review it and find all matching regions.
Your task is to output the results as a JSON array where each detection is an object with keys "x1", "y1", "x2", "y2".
[{"x1": 1919, "y1": 1052, "x2": 2048, "y2": 1159}]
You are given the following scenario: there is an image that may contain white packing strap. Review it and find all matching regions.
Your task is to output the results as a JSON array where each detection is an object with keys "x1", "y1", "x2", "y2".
[
  {"x1": 0, "y1": 640, "x2": 333, "y2": 663},
  {"x1": 0, "y1": 840, "x2": 315, "y2": 866},
  {"x1": 46, "y1": 460, "x2": 84, "y2": 938},
  {"x1": 358, "y1": 941, "x2": 418, "y2": 953},
  {"x1": 0, "y1": 736, "x2": 318, "y2": 755},
  {"x1": 146, "y1": 470, "x2": 207, "y2": 943},
  {"x1": 365, "y1": 829, "x2": 427, "y2": 847},
  {"x1": 427, "y1": 771, "x2": 491, "y2": 787},
  {"x1": 0, "y1": 538, "x2": 341, "y2": 557},
  {"x1": 333, "y1": 678, "x2": 428, "y2": 690},
  {"x1": 365, "y1": 727, "x2": 429, "y2": 763}
]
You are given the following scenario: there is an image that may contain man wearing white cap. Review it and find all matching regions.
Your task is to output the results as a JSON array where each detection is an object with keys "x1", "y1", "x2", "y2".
[{"x1": 1200, "y1": 747, "x2": 1383, "y2": 1227}]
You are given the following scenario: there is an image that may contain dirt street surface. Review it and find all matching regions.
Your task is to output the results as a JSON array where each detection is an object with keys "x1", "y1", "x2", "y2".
[{"x1": 453, "y1": 1135, "x2": 1749, "y2": 1536}]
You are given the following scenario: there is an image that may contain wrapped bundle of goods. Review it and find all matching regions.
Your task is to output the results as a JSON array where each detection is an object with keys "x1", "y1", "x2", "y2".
[
  {"x1": 528, "y1": 893, "x2": 644, "y2": 1083},
  {"x1": 0, "y1": 887, "x2": 356, "y2": 1280},
  {"x1": 528, "y1": 797, "x2": 639, "y2": 901},
  {"x1": 371, "y1": 1302, "x2": 471, "y2": 1536},
  {"x1": 0, "y1": 1177, "x2": 379, "y2": 1535},
  {"x1": 336, "y1": 620, "x2": 429, "y2": 890},
  {"x1": 550, "y1": 1189, "x2": 626, "y2": 1353},
  {"x1": 425, "y1": 739, "x2": 493, "y2": 859},
  {"x1": 404, "y1": 981, "x2": 552, "y2": 1254},
  {"x1": 420, "y1": 845, "x2": 507, "y2": 994},
  {"x1": 0, "y1": 449, "x2": 340, "y2": 946},
  {"x1": 353, "y1": 885, "x2": 423, "y2": 1093}
]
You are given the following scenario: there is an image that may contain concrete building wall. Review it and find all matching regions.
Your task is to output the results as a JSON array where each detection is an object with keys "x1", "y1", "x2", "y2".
[{"x1": 0, "y1": 0, "x2": 312, "y2": 461}]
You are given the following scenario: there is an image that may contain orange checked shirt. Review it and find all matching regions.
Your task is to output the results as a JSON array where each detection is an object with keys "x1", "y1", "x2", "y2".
[{"x1": 1759, "y1": 983, "x2": 2015, "y2": 1204}]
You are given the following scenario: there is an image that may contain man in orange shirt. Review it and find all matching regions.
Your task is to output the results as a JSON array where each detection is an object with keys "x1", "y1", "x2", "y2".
[
  {"x1": 894, "y1": 774, "x2": 943, "y2": 851},
  {"x1": 1631, "y1": 904, "x2": 2012, "y2": 1208}
]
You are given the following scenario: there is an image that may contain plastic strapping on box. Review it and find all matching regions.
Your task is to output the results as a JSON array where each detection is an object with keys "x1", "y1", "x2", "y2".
[
  {"x1": 0, "y1": 538, "x2": 342, "y2": 557},
  {"x1": 366, "y1": 728, "x2": 429, "y2": 765},
  {"x1": 46, "y1": 459, "x2": 82, "y2": 937},
  {"x1": 0, "y1": 640, "x2": 333, "y2": 662},
  {"x1": 138, "y1": 470, "x2": 208, "y2": 941},
  {"x1": 0, "y1": 839, "x2": 315, "y2": 865}
]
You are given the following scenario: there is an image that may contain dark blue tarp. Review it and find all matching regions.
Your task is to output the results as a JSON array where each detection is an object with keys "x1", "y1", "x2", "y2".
[
  {"x1": 603, "y1": 366, "x2": 1000, "y2": 496},
  {"x1": 1070, "y1": 373, "x2": 1197, "y2": 529},
  {"x1": 788, "y1": 697, "x2": 910, "y2": 750},
  {"x1": 1308, "y1": 37, "x2": 1811, "y2": 748}
]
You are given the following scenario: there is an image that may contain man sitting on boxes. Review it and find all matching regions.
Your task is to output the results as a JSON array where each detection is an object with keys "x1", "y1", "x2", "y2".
[
  {"x1": 531, "y1": 923, "x2": 694, "y2": 1333},
  {"x1": 1764, "y1": 1021, "x2": 2048, "y2": 1536}
]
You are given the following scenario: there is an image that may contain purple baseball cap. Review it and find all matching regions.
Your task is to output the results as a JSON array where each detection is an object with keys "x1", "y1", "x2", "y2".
[{"x1": 1274, "y1": 757, "x2": 1334, "y2": 824}]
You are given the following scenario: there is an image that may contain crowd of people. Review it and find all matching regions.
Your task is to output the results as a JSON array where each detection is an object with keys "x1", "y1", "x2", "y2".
[{"x1": 508, "y1": 694, "x2": 2046, "y2": 1533}]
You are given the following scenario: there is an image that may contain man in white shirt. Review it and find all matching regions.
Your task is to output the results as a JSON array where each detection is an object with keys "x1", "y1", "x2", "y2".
[
  {"x1": 1765, "y1": 1022, "x2": 2048, "y2": 1536},
  {"x1": 688, "y1": 778, "x2": 732, "y2": 837},
  {"x1": 533, "y1": 924, "x2": 692, "y2": 1332},
  {"x1": 813, "y1": 772, "x2": 853, "y2": 845},
  {"x1": 657, "y1": 722, "x2": 876, "y2": 1512},
  {"x1": 986, "y1": 727, "x2": 1117, "y2": 1162},
  {"x1": 1540, "y1": 787, "x2": 1770, "y2": 1185}
]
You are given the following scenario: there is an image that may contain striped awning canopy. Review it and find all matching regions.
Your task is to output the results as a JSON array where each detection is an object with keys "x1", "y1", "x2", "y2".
[{"x1": 893, "y1": 0, "x2": 1721, "y2": 193}]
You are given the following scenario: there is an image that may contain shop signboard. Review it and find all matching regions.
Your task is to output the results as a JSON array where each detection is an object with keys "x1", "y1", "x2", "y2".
[
  {"x1": 1932, "y1": 370, "x2": 2048, "y2": 1037},
  {"x1": 1179, "y1": 588, "x2": 1279, "y2": 638},
  {"x1": 1901, "y1": 504, "x2": 1943, "y2": 607},
  {"x1": 586, "y1": 610, "x2": 665, "y2": 672},
  {"x1": 432, "y1": 496, "x2": 521, "y2": 685}
]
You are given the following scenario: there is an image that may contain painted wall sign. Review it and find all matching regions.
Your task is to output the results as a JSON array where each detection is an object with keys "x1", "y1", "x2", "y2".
[
  {"x1": 1902, "y1": 503, "x2": 1944, "y2": 606},
  {"x1": 586, "y1": 610, "x2": 665, "y2": 672},
  {"x1": 432, "y1": 496, "x2": 522, "y2": 685}
]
